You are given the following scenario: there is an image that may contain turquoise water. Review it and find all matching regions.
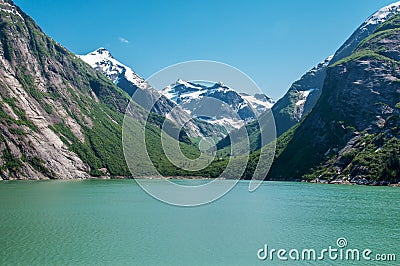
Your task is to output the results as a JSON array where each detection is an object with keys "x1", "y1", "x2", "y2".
[{"x1": 0, "y1": 180, "x2": 399, "y2": 265}]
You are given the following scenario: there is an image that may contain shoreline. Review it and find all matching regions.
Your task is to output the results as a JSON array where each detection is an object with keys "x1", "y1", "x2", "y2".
[
  {"x1": 1, "y1": 175, "x2": 399, "y2": 187},
  {"x1": 303, "y1": 178, "x2": 400, "y2": 187},
  {"x1": 0, "y1": 175, "x2": 217, "y2": 181}
]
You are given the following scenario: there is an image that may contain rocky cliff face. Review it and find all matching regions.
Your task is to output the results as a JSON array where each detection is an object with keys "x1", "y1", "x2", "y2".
[
  {"x1": 0, "y1": 0, "x2": 221, "y2": 180},
  {"x1": 269, "y1": 14, "x2": 400, "y2": 184},
  {"x1": 273, "y1": 1, "x2": 400, "y2": 136},
  {"x1": 272, "y1": 56, "x2": 332, "y2": 136},
  {"x1": 0, "y1": 0, "x2": 147, "y2": 179}
]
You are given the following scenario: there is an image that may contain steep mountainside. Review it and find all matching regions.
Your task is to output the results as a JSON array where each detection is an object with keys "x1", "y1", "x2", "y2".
[
  {"x1": 0, "y1": 0, "x2": 199, "y2": 179},
  {"x1": 273, "y1": 1, "x2": 400, "y2": 136},
  {"x1": 272, "y1": 56, "x2": 332, "y2": 136},
  {"x1": 268, "y1": 13, "x2": 400, "y2": 184},
  {"x1": 331, "y1": 1, "x2": 400, "y2": 64}
]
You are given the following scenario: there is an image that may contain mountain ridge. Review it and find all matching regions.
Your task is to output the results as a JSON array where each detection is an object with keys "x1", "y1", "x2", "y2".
[
  {"x1": 268, "y1": 12, "x2": 400, "y2": 184},
  {"x1": 272, "y1": 1, "x2": 400, "y2": 136}
]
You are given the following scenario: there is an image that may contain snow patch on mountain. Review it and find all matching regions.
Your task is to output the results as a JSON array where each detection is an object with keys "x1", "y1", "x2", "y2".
[
  {"x1": 163, "y1": 80, "x2": 273, "y2": 111},
  {"x1": 309, "y1": 55, "x2": 333, "y2": 75},
  {"x1": 295, "y1": 89, "x2": 315, "y2": 106},
  {"x1": 240, "y1": 93, "x2": 274, "y2": 114},
  {"x1": 163, "y1": 79, "x2": 207, "y2": 104},
  {"x1": 365, "y1": 1, "x2": 400, "y2": 26},
  {"x1": 207, "y1": 117, "x2": 245, "y2": 129},
  {"x1": 0, "y1": 1, "x2": 24, "y2": 20},
  {"x1": 332, "y1": 2, "x2": 400, "y2": 64},
  {"x1": 162, "y1": 79, "x2": 274, "y2": 129},
  {"x1": 78, "y1": 48, "x2": 149, "y2": 89}
]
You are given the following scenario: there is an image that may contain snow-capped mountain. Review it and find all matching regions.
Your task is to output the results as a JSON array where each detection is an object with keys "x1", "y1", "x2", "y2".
[
  {"x1": 79, "y1": 48, "x2": 193, "y2": 122},
  {"x1": 79, "y1": 49, "x2": 229, "y2": 139},
  {"x1": 79, "y1": 49, "x2": 206, "y2": 135},
  {"x1": 80, "y1": 49, "x2": 275, "y2": 134},
  {"x1": 162, "y1": 79, "x2": 274, "y2": 129},
  {"x1": 273, "y1": 1, "x2": 400, "y2": 136},
  {"x1": 162, "y1": 79, "x2": 206, "y2": 104},
  {"x1": 365, "y1": 1, "x2": 400, "y2": 25},
  {"x1": 78, "y1": 48, "x2": 150, "y2": 94},
  {"x1": 332, "y1": 1, "x2": 400, "y2": 64}
]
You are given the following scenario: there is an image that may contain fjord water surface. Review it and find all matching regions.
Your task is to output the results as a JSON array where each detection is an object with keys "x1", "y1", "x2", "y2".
[{"x1": 0, "y1": 180, "x2": 398, "y2": 265}]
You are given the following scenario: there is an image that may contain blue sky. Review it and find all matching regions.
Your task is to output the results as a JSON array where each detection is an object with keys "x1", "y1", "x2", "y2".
[{"x1": 14, "y1": 0, "x2": 397, "y2": 99}]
